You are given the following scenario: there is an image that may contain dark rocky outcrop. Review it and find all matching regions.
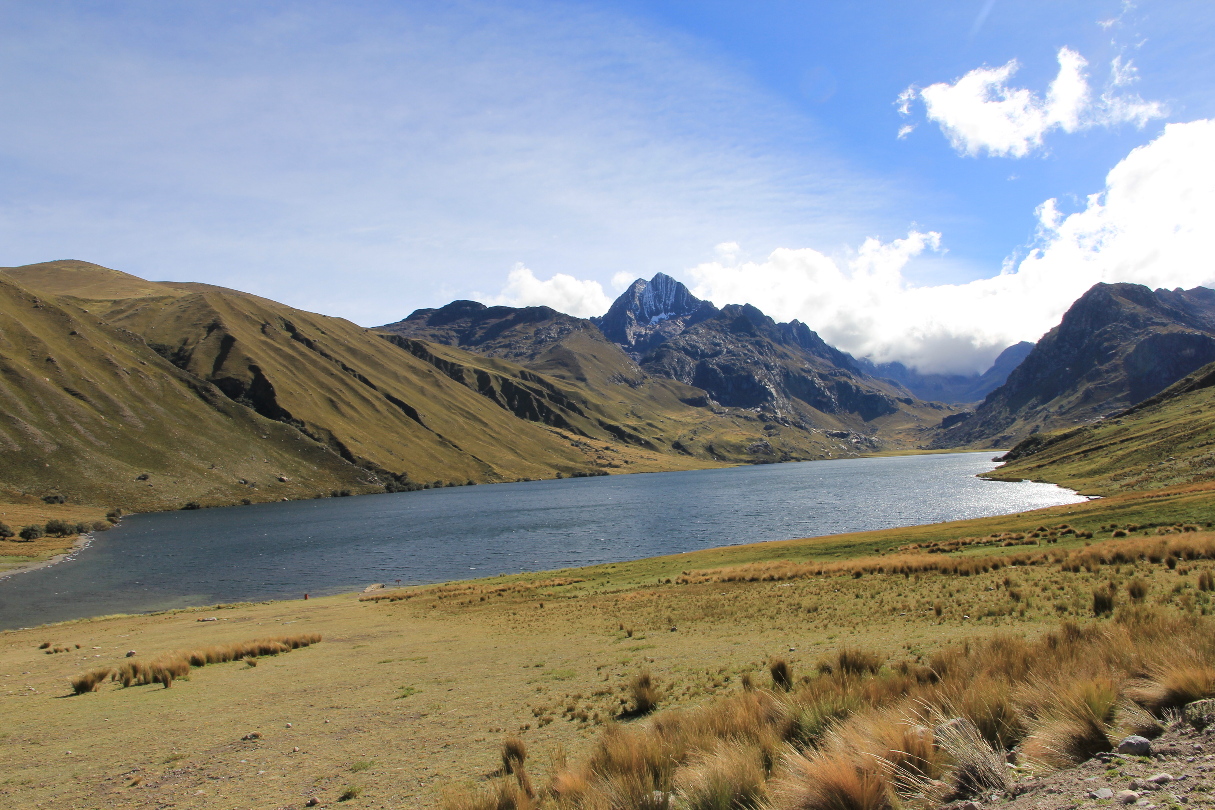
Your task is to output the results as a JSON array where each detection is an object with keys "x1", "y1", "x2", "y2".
[
  {"x1": 639, "y1": 303, "x2": 901, "y2": 421},
  {"x1": 376, "y1": 300, "x2": 593, "y2": 364},
  {"x1": 935, "y1": 282, "x2": 1215, "y2": 448}
]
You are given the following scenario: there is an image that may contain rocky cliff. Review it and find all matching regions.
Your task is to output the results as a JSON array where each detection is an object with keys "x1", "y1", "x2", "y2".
[{"x1": 934, "y1": 283, "x2": 1215, "y2": 448}]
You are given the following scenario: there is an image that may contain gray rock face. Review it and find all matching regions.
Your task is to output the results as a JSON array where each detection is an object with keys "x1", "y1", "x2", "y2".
[
  {"x1": 1088, "y1": 787, "x2": 1115, "y2": 799},
  {"x1": 1117, "y1": 735, "x2": 1153, "y2": 756},
  {"x1": 593, "y1": 273, "x2": 719, "y2": 357},
  {"x1": 639, "y1": 304, "x2": 899, "y2": 419}
]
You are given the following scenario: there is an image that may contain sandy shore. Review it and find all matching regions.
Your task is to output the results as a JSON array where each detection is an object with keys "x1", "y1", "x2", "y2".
[{"x1": 0, "y1": 532, "x2": 94, "y2": 580}]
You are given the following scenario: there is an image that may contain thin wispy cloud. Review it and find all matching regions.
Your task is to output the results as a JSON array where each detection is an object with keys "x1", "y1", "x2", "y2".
[
  {"x1": 0, "y1": 2, "x2": 894, "y2": 326},
  {"x1": 900, "y1": 47, "x2": 1165, "y2": 157}
]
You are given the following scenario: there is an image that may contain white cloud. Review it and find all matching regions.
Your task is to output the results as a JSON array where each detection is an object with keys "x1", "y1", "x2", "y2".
[
  {"x1": 491, "y1": 265, "x2": 612, "y2": 318},
  {"x1": 683, "y1": 120, "x2": 1215, "y2": 373},
  {"x1": 903, "y1": 47, "x2": 1166, "y2": 157},
  {"x1": 610, "y1": 271, "x2": 637, "y2": 291},
  {"x1": 499, "y1": 120, "x2": 1214, "y2": 376}
]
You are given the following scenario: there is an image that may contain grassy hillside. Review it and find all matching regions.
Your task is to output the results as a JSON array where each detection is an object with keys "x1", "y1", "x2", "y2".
[
  {"x1": 936, "y1": 282, "x2": 1215, "y2": 449},
  {"x1": 987, "y1": 360, "x2": 1215, "y2": 495},
  {"x1": 0, "y1": 271, "x2": 377, "y2": 512}
]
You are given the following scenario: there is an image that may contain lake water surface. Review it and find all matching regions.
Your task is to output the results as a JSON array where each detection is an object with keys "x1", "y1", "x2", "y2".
[{"x1": 0, "y1": 453, "x2": 1087, "y2": 629}]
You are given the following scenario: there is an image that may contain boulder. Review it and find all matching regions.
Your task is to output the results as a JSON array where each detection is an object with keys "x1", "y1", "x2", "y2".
[{"x1": 1117, "y1": 735, "x2": 1153, "y2": 756}]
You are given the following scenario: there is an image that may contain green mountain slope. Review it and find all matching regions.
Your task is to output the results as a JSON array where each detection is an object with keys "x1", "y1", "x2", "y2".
[
  {"x1": 0, "y1": 271, "x2": 376, "y2": 511},
  {"x1": 3, "y1": 261, "x2": 620, "y2": 488},
  {"x1": 987, "y1": 359, "x2": 1215, "y2": 495}
]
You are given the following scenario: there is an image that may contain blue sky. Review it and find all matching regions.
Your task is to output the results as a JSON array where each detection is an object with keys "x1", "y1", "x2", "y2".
[{"x1": 2, "y1": 1, "x2": 1213, "y2": 372}]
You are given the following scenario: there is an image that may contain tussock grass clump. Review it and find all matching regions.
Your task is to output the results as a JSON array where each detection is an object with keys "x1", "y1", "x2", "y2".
[
  {"x1": 771, "y1": 751, "x2": 893, "y2": 810},
  {"x1": 770, "y1": 658, "x2": 793, "y2": 691},
  {"x1": 674, "y1": 741, "x2": 767, "y2": 810},
  {"x1": 1022, "y1": 676, "x2": 1119, "y2": 767},
  {"x1": 1125, "y1": 660, "x2": 1215, "y2": 713},
  {"x1": 70, "y1": 667, "x2": 114, "y2": 695},
  {"x1": 70, "y1": 634, "x2": 321, "y2": 694},
  {"x1": 502, "y1": 736, "x2": 528, "y2": 774},
  {"x1": 628, "y1": 670, "x2": 659, "y2": 716},
  {"x1": 443, "y1": 780, "x2": 536, "y2": 810},
  {"x1": 836, "y1": 648, "x2": 883, "y2": 677}
]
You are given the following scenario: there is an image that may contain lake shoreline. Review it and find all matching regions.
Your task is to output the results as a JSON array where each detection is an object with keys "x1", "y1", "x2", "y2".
[
  {"x1": 0, "y1": 453, "x2": 1084, "y2": 631},
  {"x1": 0, "y1": 533, "x2": 94, "y2": 581}
]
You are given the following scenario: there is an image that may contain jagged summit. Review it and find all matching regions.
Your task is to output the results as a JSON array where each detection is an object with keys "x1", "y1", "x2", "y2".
[{"x1": 593, "y1": 273, "x2": 718, "y2": 356}]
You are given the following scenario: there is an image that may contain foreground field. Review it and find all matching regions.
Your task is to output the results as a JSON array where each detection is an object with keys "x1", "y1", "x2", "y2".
[{"x1": 4, "y1": 484, "x2": 1215, "y2": 808}]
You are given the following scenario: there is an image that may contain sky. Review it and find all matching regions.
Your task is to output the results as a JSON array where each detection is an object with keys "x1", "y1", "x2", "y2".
[{"x1": 2, "y1": 1, "x2": 1213, "y2": 374}]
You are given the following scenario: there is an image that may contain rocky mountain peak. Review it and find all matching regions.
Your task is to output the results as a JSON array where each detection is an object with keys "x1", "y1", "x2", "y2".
[{"x1": 594, "y1": 273, "x2": 718, "y2": 356}]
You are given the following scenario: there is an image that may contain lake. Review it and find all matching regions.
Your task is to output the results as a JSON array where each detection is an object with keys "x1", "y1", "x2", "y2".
[{"x1": 0, "y1": 453, "x2": 1087, "y2": 629}]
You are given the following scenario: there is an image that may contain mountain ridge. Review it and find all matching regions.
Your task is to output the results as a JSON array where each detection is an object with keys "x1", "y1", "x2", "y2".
[{"x1": 935, "y1": 282, "x2": 1215, "y2": 449}]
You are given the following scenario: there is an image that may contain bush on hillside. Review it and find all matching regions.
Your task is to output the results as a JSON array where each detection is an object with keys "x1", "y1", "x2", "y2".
[
  {"x1": 44, "y1": 519, "x2": 75, "y2": 537},
  {"x1": 42, "y1": 494, "x2": 65, "y2": 504},
  {"x1": 19, "y1": 524, "x2": 44, "y2": 541},
  {"x1": 0, "y1": 522, "x2": 13, "y2": 539}
]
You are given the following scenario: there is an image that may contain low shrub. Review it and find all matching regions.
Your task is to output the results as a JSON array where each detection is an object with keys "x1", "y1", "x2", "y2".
[
  {"x1": 19, "y1": 524, "x2": 44, "y2": 541},
  {"x1": 0, "y1": 522, "x2": 13, "y2": 539}
]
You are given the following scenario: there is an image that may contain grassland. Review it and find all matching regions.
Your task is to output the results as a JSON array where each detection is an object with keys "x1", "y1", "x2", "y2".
[{"x1": 5, "y1": 483, "x2": 1215, "y2": 808}]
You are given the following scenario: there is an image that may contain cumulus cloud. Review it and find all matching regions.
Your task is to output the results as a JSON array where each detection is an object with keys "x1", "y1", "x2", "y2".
[
  {"x1": 682, "y1": 119, "x2": 1215, "y2": 373},
  {"x1": 491, "y1": 264, "x2": 613, "y2": 317},
  {"x1": 902, "y1": 47, "x2": 1165, "y2": 157}
]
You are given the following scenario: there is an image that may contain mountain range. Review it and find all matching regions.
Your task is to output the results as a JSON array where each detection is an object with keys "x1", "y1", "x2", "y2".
[{"x1": 4, "y1": 260, "x2": 1215, "y2": 512}]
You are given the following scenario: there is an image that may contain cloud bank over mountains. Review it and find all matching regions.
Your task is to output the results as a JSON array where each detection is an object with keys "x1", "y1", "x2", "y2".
[{"x1": 496, "y1": 119, "x2": 1215, "y2": 376}]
